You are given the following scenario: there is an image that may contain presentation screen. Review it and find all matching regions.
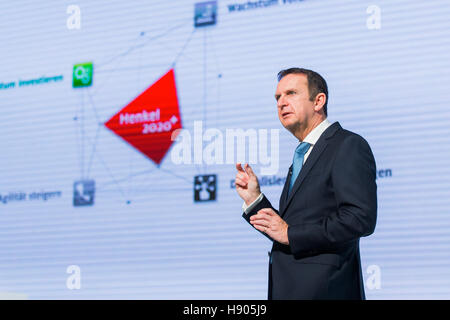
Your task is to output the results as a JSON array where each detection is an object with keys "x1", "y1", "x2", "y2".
[{"x1": 1, "y1": 0, "x2": 449, "y2": 299}]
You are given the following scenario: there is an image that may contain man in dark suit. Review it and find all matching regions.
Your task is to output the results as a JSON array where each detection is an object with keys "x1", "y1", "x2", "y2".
[{"x1": 235, "y1": 68, "x2": 377, "y2": 299}]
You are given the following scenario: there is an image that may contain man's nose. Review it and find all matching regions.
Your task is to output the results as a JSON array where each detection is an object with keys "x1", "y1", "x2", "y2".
[{"x1": 277, "y1": 95, "x2": 287, "y2": 109}]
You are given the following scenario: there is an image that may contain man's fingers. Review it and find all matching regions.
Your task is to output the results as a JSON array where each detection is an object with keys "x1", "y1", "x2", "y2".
[
  {"x1": 251, "y1": 219, "x2": 270, "y2": 227},
  {"x1": 252, "y1": 223, "x2": 263, "y2": 231},
  {"x1": 236, "y1": 163, "x2": 245, "y2": 173},
  {"x1": 256, "y1": 208, "x2": 275, "y2": 216},
  {"x1": 244, "y1": 163, "x2": 256, "y2": 177},
  {"x1": 251, "y1": 222, "x2": 269, "y2": 232},
  {"x1": 250, "y1": 213, "x2": 271, "y2": 222},
  {"x1": 258, "y1": 208, "x2": 275, "y2": 216},
  {"x1": 236, "y1": 173, "x2": 248, "y2": 181},
  {"x1": 235, "y1": 177, "x2": 247, "y2": 188}
]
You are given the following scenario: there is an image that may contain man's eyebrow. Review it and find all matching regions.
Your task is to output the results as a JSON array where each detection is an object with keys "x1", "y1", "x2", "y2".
[{"x1": 275, "y1": 88, "x2": 298, "y2": 100}]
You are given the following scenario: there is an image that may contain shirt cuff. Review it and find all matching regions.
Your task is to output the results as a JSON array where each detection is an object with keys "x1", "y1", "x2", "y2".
[{"x1": 242, "y1": 193, "x2": 264, "y2": 214}]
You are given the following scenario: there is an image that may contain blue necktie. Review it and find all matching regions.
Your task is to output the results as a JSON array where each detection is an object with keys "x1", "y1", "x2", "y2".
[{"x1": 288, "y1": 142, "x2": 311, "y2": 195}]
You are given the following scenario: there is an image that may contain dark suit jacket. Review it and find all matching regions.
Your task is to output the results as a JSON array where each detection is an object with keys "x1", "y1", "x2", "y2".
[{"x1": 242, "y1": 122, "x2": 377, "y2": 300}]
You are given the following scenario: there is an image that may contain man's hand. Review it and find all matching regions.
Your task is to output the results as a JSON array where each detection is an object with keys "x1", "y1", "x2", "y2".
[
  {"x1": 235, "y1": 163, "x2": 261, "y2": 205},
  {"x1": 250, "y1": 208, "x2": 289, "y2": 245}
]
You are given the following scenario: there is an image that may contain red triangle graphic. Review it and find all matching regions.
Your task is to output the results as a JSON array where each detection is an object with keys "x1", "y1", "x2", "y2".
[{"x1": 105, "y1": 69, "x2": 182, "y2": 165}]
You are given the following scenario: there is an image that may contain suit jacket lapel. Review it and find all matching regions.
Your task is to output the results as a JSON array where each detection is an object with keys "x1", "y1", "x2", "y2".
[{"x1": 280, "y1": 122, "x2": 342, "y2": 218}]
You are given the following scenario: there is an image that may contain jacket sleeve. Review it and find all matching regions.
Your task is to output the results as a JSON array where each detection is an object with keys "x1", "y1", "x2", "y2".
[
  {"x1": 242, "y1": 194, "x2": 278, "y2": 241},
  {"x1": 288, "y1": 134, "x2": 377, "y2": 255}
]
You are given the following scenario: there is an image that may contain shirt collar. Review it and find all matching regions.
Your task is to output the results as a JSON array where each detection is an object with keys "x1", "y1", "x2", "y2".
[{"x1": 302, "y1": 118, "x2": 331, "y2": 146}]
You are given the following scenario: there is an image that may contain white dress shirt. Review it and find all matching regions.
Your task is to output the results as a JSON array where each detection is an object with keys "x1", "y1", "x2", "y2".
[{"x1": 242, "y1": 118, "x2": 332, "y2": 214}]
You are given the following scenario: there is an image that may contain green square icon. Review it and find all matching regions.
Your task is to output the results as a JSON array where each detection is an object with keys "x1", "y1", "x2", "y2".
[{"x1": 73, "y1": 62, "x2": 93, "y2": 87}]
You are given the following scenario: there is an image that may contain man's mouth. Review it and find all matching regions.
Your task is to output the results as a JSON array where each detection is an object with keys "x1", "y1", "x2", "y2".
[{"x1": 282, "y1": 112, "x2": 292, "y2": 118}]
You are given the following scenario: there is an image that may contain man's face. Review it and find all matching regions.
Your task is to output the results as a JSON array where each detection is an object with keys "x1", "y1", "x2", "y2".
[{"x1": 275, "y1": 73, "x2": 315, "y2": 133}]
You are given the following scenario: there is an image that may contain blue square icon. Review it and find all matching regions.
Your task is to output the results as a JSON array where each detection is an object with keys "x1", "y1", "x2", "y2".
[
  {"x1": 194, "y1": 1, "x2": 217, "y2": 27},
  {"x1": 73, "y1": 180, "x2": 95, "y2": 206}
]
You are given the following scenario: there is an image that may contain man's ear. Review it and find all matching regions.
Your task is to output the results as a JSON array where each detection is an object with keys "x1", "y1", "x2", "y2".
[{"x1": 314, "y1": 93, "x2": 326, "y2": 112}]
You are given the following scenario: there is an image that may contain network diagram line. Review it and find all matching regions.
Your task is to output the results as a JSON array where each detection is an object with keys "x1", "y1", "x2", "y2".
[
  {"x1": 96, "y1": 18, "x2": 192, "y2": 71},
  {"x1": 171, "y1": 28, "x2": 197, "y2": 68}
]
